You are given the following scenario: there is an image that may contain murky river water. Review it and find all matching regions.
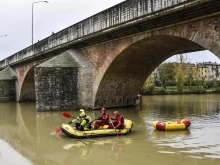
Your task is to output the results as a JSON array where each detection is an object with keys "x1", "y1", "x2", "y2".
[{"x1": 0, "y1": 94, "x2": 220, "y2": 165}]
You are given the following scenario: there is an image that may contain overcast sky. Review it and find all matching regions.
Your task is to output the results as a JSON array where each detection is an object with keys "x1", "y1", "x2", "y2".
[
  {"x1": 0, "y1": 0, "x2": 220, "y2": 63},
  {"x1": 0, "y1": 0, "x2": 124, "y2": 60}
]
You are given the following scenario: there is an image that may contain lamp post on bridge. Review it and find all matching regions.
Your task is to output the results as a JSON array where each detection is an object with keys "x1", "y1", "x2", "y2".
[
  {"x1": 32, "y1": 1, "x2": 48, "y2": 46},
  {"x1": 0, "y1": 35, "x2": 7, "y2": 38}
]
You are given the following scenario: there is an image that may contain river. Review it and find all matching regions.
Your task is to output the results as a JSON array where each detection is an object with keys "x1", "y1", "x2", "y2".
[{"x1": 0, "y1": 94, "x2": 220, "y2": 165}]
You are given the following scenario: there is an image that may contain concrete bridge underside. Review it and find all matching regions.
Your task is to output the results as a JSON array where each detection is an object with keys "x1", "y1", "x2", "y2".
[{"x1": 0, "y1": 3, "x2": 220, "y2": 110}]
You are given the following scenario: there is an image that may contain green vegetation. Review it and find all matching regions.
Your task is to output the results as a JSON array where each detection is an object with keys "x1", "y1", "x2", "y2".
[
  {"x1": 141, "y1": 54, "x2": 220, "y2": 95},
  {"x1": 174, "y1": 55, "x2": 185, "y2": 94},
  {"x1": 142, "y1": 85, "x2": 218, "y2": 95},
  {"x1": 158, "y1": 63, "x2": 175, "y2": 89},
  {"x1": 141, "y1": 76, "x2": 155, "y2": 94}
]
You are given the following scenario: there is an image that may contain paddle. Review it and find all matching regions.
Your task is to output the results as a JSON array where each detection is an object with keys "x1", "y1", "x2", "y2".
[
  {"x1": 56, "y1": 127, "x2": 62, "y2": 133},
  {"x1": 63, "y1": 112, "x2": 98, "y2": 122},
  {"x1": 55, "y1": 112, "x2": 73, "y2": 133},
  {"x1": 109, "y1": 118, "x2": 120, "y2": 139},
  {"x1": 63, "y1": 112, "x2": 76, "y2": 118}
]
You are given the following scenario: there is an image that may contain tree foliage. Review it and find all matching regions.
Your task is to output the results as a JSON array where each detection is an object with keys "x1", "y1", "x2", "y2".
[
  {"x1": 141, "y1": 76, "x2": 155, "y2": 94},
  {"x1": 158, "y1": 63, "x2": 175, "y2": 89},
  {"x1": 185, "y1": 64, "x2": 194, "y2": 87},
  {"x1": 174, "y1": 54, "x2": 186, "y2": 94}
]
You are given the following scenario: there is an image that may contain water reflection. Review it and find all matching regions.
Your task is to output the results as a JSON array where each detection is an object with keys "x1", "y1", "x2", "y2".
[
  {"x1": 0, "y1": 95, "x2": 220, "y2": 165},
  {"x1": 151, "y1": 130, "x2": 191, "y2": 139},
  {"x1": 62, "y1": 138, "x2": 133, "y2": 161},
  {"x1": 142, "y1": 95, "x2": 220, "y2": 120}
]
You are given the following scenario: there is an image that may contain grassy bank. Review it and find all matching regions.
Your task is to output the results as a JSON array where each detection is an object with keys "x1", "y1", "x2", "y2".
[{"x1": 141, "y1": 86, "x2": 220, "y2": 95}]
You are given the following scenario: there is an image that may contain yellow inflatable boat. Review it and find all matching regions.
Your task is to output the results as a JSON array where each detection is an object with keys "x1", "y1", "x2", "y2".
[
  {"x1": 152, "y1": 119, "x2": 191, "y2": 131},
  {"x1": 61, "y1": 119, "x2": 133, "y2": 138}
]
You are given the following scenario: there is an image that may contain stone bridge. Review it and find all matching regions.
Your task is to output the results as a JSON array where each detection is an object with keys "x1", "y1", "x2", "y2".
[{"x1": 0, "y1": 0, "x2": 220, "y2": 111}]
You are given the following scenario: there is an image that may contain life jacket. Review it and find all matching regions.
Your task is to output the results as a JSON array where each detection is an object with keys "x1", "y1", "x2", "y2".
[
  {"x1": 102, "y1": 112, "x2": 109, "y2": 124},
  {"x1": 118, "y1": 115, "x2": 124, "y2": 124},
  {"x1": 75, "y1": 114, "x2": 92, "y2": 131},
  {"x1": 115, "y1": 115, "x2": 125, "y2": 129}
]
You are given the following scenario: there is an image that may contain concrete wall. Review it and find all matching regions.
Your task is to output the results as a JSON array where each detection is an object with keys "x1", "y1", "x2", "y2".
[
  {"x1": 0, "y1": 67, "x2": 17, "y2": 101},
  {"x1": 35, "y1": 50, "x2": 93, "y2": 111},
  {"x1": 35, "y1": 67, "x2": 78, "y2": 111},
  {"x1": 0, "y1": 80, "x2": 16, "y2": 101}
]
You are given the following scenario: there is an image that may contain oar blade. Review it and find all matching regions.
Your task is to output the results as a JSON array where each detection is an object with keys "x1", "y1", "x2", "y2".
[
  {"x1": 56, "y1": 127, "x2": 62, "y2": 133},
  {"x1": 63, "y1": 112, "x2": 71, "y2": 118}
]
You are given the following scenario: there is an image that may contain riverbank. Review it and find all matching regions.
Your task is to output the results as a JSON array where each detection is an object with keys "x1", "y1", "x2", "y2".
[{"x1": 141, "y1": 86, "x2": 220, "y2": 95}]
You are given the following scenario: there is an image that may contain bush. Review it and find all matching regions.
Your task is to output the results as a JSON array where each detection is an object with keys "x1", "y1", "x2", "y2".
[
  {"x1": 191, "y1": 86, "x2": 206, "y2": 94},
  {"x1": 206, "y1": 81, "x2": 214, "y2": 88},
  {"x1": 215, "y1": 87, "x2": 220, "y2": 93},
  {"x1": 141, "y1": 77, "x2": 155, "y2": 95},
  {"x1": 154, "y1": 87, "x2": 166, "y2": 94}
]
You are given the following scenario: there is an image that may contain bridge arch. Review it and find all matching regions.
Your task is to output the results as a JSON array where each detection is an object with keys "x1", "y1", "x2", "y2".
[
  {"x1": 93, "y1": 17, "x2": 220, "y2": 107},
  {"x1": 16, "y1": 64, "x2": 36, "y2": 102}
]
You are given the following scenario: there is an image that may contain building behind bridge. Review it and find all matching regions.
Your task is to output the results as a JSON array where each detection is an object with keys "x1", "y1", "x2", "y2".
[{"x1": 150, "y1": 61, "x2": 220, "y2": 82}]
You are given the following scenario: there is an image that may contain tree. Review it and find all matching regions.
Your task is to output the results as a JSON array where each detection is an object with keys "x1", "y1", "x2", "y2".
[
  {"x1": 185, "y1": 63, "x2": 194, "y2": 88},
  {"x1": 174, "y1": 54, "x2": 186, "y2": 94},
  {"x1": 141, "y1": 76, "x2": 155, "y2": 94},
  {"x1": 158, "y1": 63, "x2": 175, "y2": 89},
  {"x1": 192, "y1": 66, "x2": 199, "y2": 85}
]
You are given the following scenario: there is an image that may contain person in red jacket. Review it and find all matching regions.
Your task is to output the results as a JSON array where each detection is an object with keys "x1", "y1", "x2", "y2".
[
  {"x1": 109, "y1": 111, "x2": 125, "y2": 129},
  {"x1": 93, "y1": 108, "x2": 110, "y2": 129}
]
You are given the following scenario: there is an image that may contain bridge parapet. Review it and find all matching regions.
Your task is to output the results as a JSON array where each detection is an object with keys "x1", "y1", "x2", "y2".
[{"x1": 0, "y1": 0, "x2": 201, "y2": 69}]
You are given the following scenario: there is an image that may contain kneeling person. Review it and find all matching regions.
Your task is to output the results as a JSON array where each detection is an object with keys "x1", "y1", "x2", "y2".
[{"x1": 69, "y1": 109, "x2": 92, "y2": 131}]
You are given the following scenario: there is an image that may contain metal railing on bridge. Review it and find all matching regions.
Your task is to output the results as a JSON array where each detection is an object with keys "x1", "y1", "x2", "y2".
[{"x1": 0, "y1": 0, "x2": 201, "y2": 69}]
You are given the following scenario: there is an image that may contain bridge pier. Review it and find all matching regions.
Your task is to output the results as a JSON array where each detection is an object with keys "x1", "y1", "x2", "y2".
[
  {"x1": 35, "y1": 50, "x2": 94, "y2": 111},
  {"x1": 0, "y1": 67, "x2": 17, "y2": 101}
]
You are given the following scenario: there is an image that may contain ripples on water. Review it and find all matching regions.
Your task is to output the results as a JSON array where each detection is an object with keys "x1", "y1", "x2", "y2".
[{"x1": 0, "y1": 95, "x2": 220, "y2": 165}]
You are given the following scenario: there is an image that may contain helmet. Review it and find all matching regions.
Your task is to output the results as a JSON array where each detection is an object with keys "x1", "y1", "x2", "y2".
[
  {"x1": 79, "y1": 109, "x2": 86, "y2": 117},
  {"x1": 101, "y1": 107, "x2": 106, "y2": 112},
  {"x1": 114, "y1": 111, "x2": 119, "y2": 115},
  {"x1": 80, "y1": 111, "x2": 86, "y2": 117}
]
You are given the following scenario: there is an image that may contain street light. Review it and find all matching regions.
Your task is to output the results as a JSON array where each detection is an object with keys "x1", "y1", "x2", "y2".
[
  {"x1": 32, "y1": 1, "x2": 48, "y2": 45},
  {"x1": 0, "y1": 35, "x2": 7, "y2": 37}
]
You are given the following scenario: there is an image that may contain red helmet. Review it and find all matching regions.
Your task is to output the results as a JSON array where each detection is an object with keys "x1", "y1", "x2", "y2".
[
  {"x1": 101, "y1": 107, "x2": 106, "y2": 112},
  {"x1": 114, "y1": 111, "x2": 119, "y2": 115}
]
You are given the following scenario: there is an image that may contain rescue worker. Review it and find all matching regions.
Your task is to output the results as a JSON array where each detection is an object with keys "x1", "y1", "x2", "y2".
[
  {"x1": 69, "y1": 109, "x2": 92, "y2": 131},
  {"x1": 93, "y1": 107, "x2": 110, "y2": 129},
  {"x1": 110, "y1": 111, "x2": 125, "y2": 129}
]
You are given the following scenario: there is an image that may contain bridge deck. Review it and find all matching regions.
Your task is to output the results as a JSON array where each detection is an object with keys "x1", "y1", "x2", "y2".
[{"x1": 0, "y1": 0, "x2": 219, "y2": 69}]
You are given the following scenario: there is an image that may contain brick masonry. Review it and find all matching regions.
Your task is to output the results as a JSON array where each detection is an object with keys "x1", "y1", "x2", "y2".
[
  {"x1": 81, "y1": 15, "x2": 220, "y2": 108},
  {"x1": 35, "y1": 50, "x2": 93, "y2": 111},
  {"x1": 15, "y1": 63, "x2": 35, "y2": 102}
]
